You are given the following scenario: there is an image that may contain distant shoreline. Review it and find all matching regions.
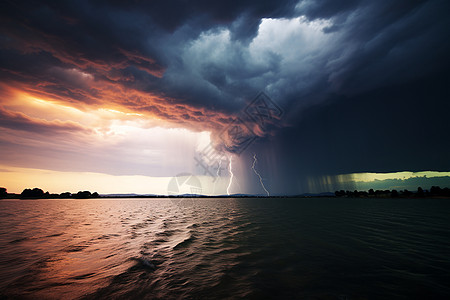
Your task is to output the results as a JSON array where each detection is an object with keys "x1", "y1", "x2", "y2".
[
  {"x1": 1, "y1": 194, "x2": 450, "y2": 200},
  {"x1": 1, "y1": 186, "x2": 449, "y2": 200}
]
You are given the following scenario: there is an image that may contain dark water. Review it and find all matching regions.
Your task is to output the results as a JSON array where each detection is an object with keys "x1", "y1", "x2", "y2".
[{"x1": 0, "y1": 198, "x2": 449, "y2": 299}]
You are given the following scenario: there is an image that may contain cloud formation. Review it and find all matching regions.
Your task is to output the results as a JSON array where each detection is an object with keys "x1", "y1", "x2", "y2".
[
  {"x1": 2, "y1": 1, "x2": 448, "y2": 114},
  {"x1": 0, "y1": 106, "x2": 91, "y2": 135},
  {"x1": 1, "y1": 0, "x2": 449, "y2": 193}
]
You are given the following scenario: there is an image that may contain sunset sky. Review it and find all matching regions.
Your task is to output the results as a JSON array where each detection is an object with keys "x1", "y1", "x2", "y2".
[{"x1": 1, "y1": 0, "x2": 449, "y2": 195}]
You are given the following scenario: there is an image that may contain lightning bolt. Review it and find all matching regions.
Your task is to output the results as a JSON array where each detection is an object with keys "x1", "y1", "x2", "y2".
[
  {"x1": 252, "y1": 154, "x2": 270, "y2": 196},
  {"x1": 227, "y1": 155, "x2": 234, "y2": 196}
]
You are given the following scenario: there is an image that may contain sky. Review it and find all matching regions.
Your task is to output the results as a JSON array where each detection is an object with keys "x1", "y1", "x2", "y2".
[{"x1": 1, "y1": 0, "x2": 449, "y2": 195}]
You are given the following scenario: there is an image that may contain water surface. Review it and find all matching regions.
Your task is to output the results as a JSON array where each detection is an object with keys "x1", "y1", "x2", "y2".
[{"x1": 0, "y1": 197, "x2": 449, "y2": 299}]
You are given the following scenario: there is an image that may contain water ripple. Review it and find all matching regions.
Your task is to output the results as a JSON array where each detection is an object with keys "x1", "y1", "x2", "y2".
[{"x1": 0, "y1": 198, "x2": 449, "y2": 299}]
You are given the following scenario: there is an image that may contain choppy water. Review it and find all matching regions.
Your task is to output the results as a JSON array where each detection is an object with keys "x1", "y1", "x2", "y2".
[{"x1": 0, "y1": 197, "x2": 449, "y2": 299}]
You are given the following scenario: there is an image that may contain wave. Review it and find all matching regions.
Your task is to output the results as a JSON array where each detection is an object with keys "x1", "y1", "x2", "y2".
[{"x1": 173, "y1": 235, "x2": 195, "y2": 250}]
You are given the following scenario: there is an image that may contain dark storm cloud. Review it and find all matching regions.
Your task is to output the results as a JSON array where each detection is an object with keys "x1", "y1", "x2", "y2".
[
  {"x1": 1, "y1": 0, "x2": 449, "y2": 190},
  {"x1": 0, "y1": 1, "x2": 164, "y2": 79},
  {"x1": 0, "y1": 0, "x2": 297, "y2": 112},
  {"x1": 155, "y1": 0, "x2": 450, "y2": 122},
  {"x1": 2, "y1": 0, "x2": 446, "y2": 114},
  {"x1": 264, "y1": 0, "x2": 450, "y2": 186}
]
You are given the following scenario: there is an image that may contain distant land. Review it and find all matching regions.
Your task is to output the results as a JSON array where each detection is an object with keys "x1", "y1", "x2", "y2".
[
  {"x1": 0, "y1": 187, "x2": 100, "y2": 199},
  {"x1": 1, "y1": 186, "x2": 450, "y2": 199}
]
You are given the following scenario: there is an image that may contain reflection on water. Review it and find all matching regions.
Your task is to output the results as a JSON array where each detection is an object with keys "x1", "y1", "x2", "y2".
[{"x1": 0, "y1": 198, "x2": 449, "y2": 299}]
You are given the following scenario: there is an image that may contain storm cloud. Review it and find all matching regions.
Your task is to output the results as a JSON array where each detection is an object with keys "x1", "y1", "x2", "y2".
[{"x1": 1, "y1": 0, "x2": 449, "y2": 193}]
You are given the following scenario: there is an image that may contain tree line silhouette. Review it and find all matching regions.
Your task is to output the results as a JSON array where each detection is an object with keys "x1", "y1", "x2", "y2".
[
  {"x1": 1, "y1": 186, "x2": 450, "y2": 199},
  {"x1": 334, "y1": 186, "x2": 450, "y2": 198},
  {"x1": 0, "y1": 187, "x2": 99, "y2": 199}
]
